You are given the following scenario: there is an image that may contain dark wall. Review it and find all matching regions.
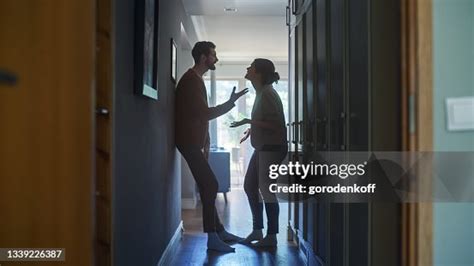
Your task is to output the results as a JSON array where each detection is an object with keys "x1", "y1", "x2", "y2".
[{"x1": 113, "y1": 0, "x2": 197, "y2": 265}]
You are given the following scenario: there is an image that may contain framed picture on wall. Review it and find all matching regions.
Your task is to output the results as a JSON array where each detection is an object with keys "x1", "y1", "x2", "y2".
[
  {"x1": 134, "y1": 0, "x2": 159, "y2": 99},
  {"x1": 170, "y1": 38, "x2": 177, "y2": 84}
]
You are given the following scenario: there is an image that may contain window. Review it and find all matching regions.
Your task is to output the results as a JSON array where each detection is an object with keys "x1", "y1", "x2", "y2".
[{"x1": 204, "y1": 78, "x2": 289, "y2": 187}]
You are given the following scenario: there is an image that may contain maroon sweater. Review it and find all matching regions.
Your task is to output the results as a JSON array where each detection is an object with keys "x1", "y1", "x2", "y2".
[{"x1": 175, "y1": 69, "x2": 234, "y2": 148}]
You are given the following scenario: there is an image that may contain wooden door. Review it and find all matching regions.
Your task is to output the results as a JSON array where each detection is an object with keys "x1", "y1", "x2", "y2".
[
  {"x1": 95, "y1": 0, "x2": 113, "y2": 265},
  {"x1": 0, "y1": 1, "x2": 95, "y2": 266}
]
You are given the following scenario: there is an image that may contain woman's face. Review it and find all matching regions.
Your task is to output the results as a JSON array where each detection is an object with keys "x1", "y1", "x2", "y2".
[{"x1": 245, "y1": 62, "x2": 260, "y2": 83}]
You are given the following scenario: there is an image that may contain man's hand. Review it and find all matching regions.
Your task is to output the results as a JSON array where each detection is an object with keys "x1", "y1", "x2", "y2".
[
  {"x1": 229, "y1": 86, "x2": 249, "y2": 103},
  {"x1": 240, "y1": 128, "x2": 251, "y2": 143},
  {"x1": 230, "y1": 118, "x2": 251, "y2": 128}
]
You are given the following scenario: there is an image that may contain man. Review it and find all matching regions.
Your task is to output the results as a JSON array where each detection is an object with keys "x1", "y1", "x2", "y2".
[{"x1": 175, "y1": 41, "x2": 248, "y2": 252}]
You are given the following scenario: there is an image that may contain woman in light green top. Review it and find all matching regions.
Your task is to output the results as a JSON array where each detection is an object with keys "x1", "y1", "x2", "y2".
[{"x1": 231, "y1": 58, "x2": 288, "y2": 247}]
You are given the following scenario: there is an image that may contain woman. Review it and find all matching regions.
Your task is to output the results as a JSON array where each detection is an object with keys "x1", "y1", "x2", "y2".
[{"x1": 230, "y1": 58, "x2": 288, "y2": 247}]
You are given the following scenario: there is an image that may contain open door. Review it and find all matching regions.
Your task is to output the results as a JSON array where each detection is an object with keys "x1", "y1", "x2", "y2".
[{"x1": 0, "y1": 1, "x2": 95, "y2": 265}]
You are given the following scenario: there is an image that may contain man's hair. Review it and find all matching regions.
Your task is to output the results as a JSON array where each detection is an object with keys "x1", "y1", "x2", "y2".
[{"x1": 191, "y1": 41, "x2": 216, "y2": 64}]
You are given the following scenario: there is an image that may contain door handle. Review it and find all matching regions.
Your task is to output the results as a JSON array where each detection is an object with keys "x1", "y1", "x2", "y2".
[
  {"x1": 291, "y1": 0, "x2": 297, "y2": 15},
  {"x1": 340, "y1": 112, "x2": 346, "y2": 151},
  {"x1": 298, "y1": 120, "x2": 304, "y2": 145},
  {"x1": 96, "y1": 107, "x2": 109, "y2": 116},
  {"x1": 291, "y1": 122, "x2": 297, "y2": 144},
  {"x1": 0, "y1": 69, "x2": 18, "y2": 86},
  {"x1": 286, "y1": 123, "x2": 290, "y2": 144}
]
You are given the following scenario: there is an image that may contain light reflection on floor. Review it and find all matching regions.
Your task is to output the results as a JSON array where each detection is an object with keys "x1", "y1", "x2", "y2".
[{"x1": 171, "y1": 188, "x2": 304, "y2": 266}]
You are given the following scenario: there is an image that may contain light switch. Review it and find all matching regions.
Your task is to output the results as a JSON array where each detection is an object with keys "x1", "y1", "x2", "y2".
[{"x1": 446, "y1": 97, "x2": 474, "y2": 131}]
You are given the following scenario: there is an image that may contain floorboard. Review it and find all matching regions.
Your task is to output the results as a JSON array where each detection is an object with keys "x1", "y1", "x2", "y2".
[{"x1": 170, "y1": 188, "x2": 305, "y2": 266}]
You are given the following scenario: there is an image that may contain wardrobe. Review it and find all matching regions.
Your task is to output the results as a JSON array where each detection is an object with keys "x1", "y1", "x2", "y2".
[{"x1": 286, "y1": 0, "x2": 402, "y2": 265}]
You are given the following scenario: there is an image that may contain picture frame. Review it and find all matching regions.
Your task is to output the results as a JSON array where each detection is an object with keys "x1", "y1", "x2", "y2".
[
  {"x1": 170, "y1": 38, "x2": 177, "y2": 84},
  {"x1": 134, "y1": 0, "x2": 159, "y2": 99}
]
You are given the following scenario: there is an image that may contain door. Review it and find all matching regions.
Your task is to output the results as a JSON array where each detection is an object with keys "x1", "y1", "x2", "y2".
[
  {"x1": 95, "y1": 0, "x2": 114, "y2": 265},
  {"x1": 0, "y1": 1, "x2": 95, "y2": 265},
  {"x1": 288, "y1": 0, "x2": 405, "y2": 265},
  {"x1": 314, "y1": 0, "x2": 330, "y2": 262},
  {"x1": 287, "y1": 1, "x2": 298, "y2": 236},
  {"x1": 296, "y1": 13, "x2": 307, "y2": 240}
]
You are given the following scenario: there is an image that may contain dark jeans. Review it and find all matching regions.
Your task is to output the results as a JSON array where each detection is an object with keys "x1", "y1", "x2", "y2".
[
  {"x1": 177, "y1": 145, "x2": 224, "y2": 233},
  {"x1": 244, "y1": 145, "x2": 287, "y2": 234}
]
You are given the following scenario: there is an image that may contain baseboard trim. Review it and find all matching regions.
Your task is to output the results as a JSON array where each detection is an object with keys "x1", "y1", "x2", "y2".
[
  {"x1": 181, "y1": 197, "x2": 197, "y2": 209},
  {"x1": 157, "y1": 220, "x2": 183, "y2": 266},
  {"x1": 290, "y1": 226, "x2": 325, "y2": 266}
]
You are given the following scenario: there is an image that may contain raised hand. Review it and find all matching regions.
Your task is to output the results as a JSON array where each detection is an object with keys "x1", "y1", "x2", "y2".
[
  {"x1": 229, "y1": 86, "x2": 249, "y2": 103},
  {"x1": 240, "y1": 128, "x2": 251, "y2": 143},
  {"x1": 230, "y1": 118, "x2": 251, "y2": 128}
]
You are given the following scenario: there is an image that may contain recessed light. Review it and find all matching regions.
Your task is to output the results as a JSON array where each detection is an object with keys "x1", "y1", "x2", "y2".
[{"x1": 224, "y1": 7, "x2": 237, "y2": 12}]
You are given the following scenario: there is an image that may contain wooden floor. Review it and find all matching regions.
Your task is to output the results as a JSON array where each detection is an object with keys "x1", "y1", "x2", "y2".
[{"x1": 171, "y1": 188, "x2": 305, "y2": 266}]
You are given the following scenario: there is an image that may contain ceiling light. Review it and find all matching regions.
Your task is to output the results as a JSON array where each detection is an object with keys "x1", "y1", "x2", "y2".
[{"x1": 224, "y1": 7, "x2": 237, "y2": 12}]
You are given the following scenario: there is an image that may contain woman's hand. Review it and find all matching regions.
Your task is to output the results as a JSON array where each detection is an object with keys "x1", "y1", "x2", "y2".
[
  {"x1": 230, "y1": 118, "x2": 251, "y2": 128},
  {"x1": 240, "y1": 128, "x2": 251, "y2": 143}
]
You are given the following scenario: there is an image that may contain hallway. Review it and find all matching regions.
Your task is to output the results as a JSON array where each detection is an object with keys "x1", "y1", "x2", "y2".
[
  {"x1": 171, "y1": 189, "x2": 305, "y2": 266},
  {"x1": 1, "y1": 0, "x2": 473, "y2": 265}
]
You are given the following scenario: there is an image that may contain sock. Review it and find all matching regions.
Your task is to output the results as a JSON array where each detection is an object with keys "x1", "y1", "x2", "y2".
[
  {"x1": 253, "y1": 234, "x2": 277, "y2": 247},
  {"x1": 218, "y1": 229, "x2": 244, "y2": 242},
  {"x1": 207, "y1": 232, "x2": 236, "y2": 252},
  {"x1": 240, "y1": 229, "x2": 263, "y2": 244}
]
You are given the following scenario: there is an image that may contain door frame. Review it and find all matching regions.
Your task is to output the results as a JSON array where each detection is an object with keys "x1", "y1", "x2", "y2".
[{"x1": 401, "y1": 0, "x2": 433, "y2": 265}]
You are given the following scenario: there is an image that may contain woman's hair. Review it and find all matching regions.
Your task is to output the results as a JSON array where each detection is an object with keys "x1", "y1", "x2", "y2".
[{"x1": 253, "y1": 58, "x2": 280, "y2": 85}]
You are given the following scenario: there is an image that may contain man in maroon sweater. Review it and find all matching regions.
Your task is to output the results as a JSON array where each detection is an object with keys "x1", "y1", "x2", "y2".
[{"x1": 175, "y1": 41, "x2": 248, "y2": 252}]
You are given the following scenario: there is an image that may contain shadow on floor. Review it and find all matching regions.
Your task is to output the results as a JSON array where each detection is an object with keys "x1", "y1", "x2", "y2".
[{"x1": 171, "y1": 188, "x2": 305, "y2": 266}]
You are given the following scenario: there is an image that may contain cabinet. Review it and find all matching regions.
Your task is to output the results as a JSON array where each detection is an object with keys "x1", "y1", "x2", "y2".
[{"x1": 287, "y1": 0, "x2": 402, "y2": 265}]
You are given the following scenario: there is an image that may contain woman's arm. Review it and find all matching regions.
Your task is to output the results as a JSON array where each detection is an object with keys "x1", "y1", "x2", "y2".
[
  {"x1": 240, "y1": 128, "x2": 251, "y2": 143},
  {"x1": 249, "y1": 119, "x2": 279, "y2": 131},
  {"x1": 230, "y1": 118, "x2": 280, "y2": 131}
]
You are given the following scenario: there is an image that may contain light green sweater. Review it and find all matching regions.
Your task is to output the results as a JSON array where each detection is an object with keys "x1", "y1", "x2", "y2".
[{"x1": 250, "y1": 84, "x2": 287, "y2": 150}]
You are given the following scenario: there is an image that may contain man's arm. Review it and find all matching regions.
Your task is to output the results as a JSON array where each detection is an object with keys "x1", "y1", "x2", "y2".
[
  {"x1": 194, "y1": 86, "x2": 248, "y2": 121},
  {"x1": 206, "y1": 100, "x2": 235, "y2": 121}
]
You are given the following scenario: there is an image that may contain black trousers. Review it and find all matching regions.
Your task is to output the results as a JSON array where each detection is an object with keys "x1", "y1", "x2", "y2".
[
  {"x1": 177, "y1": 145, "x2": 224, "y2": 233},
  {"x1": 244, "y1": 145, "x2": 287, "y2": 234}
]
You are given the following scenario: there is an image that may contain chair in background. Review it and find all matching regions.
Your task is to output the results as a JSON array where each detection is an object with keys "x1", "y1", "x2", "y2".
[{"x1": 231, "y1": 147, "x2": 244, "y2": 185}]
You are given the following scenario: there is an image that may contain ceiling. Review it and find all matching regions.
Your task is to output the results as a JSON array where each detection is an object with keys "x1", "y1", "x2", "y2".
[{"x1": 181, "y1": 0, "x2": 288, "y2": 63}]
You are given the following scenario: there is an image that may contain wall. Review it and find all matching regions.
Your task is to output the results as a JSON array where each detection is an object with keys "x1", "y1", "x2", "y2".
[
  {"x1": 113, "y1": 0, "x2": 197, "y2": 265},
  {"x1": 178, "y1": 44, "x2": 197, "y2": 206},
  {"x1": 208, "y1": 61, "x2": 289, "y2": 79},
  {"x1": 433, "y1": 0, "x2": 474, "y2": 265}
]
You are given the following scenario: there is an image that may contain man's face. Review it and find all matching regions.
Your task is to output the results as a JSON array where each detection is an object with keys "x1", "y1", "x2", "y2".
[{"x1": 204, "y1": 48, "x2": 218, "y2": 70}]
